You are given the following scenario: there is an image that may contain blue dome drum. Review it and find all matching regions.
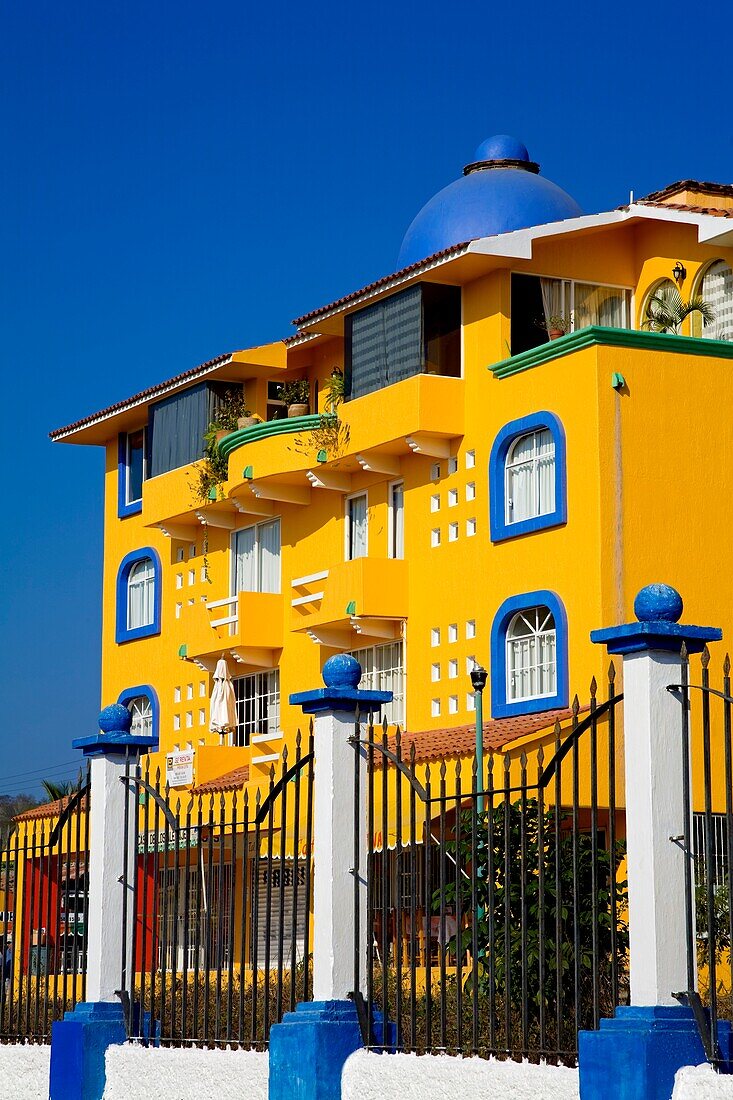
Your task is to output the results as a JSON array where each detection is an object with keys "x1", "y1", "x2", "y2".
[{"x1": 397, "y1": 135, "x2": 582, "y2": 268}]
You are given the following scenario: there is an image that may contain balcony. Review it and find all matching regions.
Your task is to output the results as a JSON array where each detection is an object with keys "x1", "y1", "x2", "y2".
[
  {"x1": 223, "y1": 373, "x2": 464, "y2": 507},
  {"x1": 290, "y1": 558, "x2": 408, "y2": 649},
  {"x1": 178, "y1": 591, "x2": 284, "y2": 671}
]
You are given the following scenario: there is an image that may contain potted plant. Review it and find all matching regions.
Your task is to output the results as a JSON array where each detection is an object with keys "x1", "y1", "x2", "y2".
[
  {"x1": 546, "y1": 315, "x2": 570, "y2": 340},
  {"x1": 280, "y1": 379, "x2": 310, "y2": 418},
  {"x1": 237, "y1": 412, "x2": 261, "y2": 429}
]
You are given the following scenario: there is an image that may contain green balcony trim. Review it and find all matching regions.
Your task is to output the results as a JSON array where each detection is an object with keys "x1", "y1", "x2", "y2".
[
  {"x1": 489, "y1": 326, "x2": 733, "y2": 380},
  {"x1": 217, "y1": 414, "x2": 329, "y2": 460}
]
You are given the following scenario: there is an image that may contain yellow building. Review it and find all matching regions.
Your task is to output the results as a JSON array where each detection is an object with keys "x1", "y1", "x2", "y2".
[{"x1": 50, "y1": 139, "x2": 733, "y2": 812}]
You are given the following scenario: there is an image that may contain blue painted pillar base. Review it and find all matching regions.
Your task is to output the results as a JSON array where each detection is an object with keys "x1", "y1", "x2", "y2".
[
  {"x1": 269, "y1": 1000, "x2": 392, "y2": 1100},
  {"x1": 49, "y1": 1001, "x2": 127, "y2": 1100},
  {"x1": 579, "y1": 1006, "x2": 732, "y2": 1100}
]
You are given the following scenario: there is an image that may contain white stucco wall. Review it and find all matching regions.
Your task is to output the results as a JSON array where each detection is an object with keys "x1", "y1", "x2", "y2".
[
  {"x1": 673, "y1": 1064, "x2": 733, "y2": 1099},
  {"x1": 342, "y1": 1049, "x2": 579, "y2": 1100},
  {"x1": 103, "y1": 1044, "x2": 269, "y2": 1100},
  {"x1": 0, "y1": 1043, "x2": 50, "y2": 1100}
]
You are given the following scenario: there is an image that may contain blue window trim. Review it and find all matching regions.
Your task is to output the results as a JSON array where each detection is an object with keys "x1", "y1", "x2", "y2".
[
  {"x1": 490, "y1": 589, "x2": 568, "y2": 719},
  {"x1": 117, "y1": 432, "x2": 142, "y2": 519},
  {"x1": 489, "y1": 411, "x2": 567, "y2": 542},
  {"x1": 115, "y1": 547, "x2": 162, "y2": 644},
  {"x1": 117, "y1": 684, "x2": 160, "y2": 748}
]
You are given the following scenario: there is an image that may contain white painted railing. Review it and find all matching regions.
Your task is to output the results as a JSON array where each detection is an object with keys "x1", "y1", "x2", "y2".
[{"x1": 290, "y1": 570, "x2": 328, "y2": 609}]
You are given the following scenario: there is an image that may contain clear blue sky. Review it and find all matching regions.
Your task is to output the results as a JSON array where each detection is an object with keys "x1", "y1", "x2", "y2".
[{"x1": 0, "y1": 0, "x2": 728, "y2": 796}]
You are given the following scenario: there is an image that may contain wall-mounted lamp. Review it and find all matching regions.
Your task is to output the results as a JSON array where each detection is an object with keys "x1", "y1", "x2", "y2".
[{"x1": 672, "y1": 261, "x2": 687, "y2": 286}]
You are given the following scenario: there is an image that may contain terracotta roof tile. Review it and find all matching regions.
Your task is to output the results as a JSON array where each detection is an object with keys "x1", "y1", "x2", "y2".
[
  {"x1": 14, "y1": 793, "x2": 87, "y2": 822},
  {"x1": 192, "y1": 765, "x2": 250, "y2": 795},
  {"x1": 291, "y1": 242, "x2": 471, "y2": 328},
  {"x1": 637, "y1": 199, "x2": 733, "y2": 219},
  {"x1": 49, "y1": 352, "x2": 234, "y2": 440},
  {"x1": 638, "y1": 179, "x2": 733, "y2": 203},
  {"x1": 374, "y1": 707, "x2": 587, "y2": 767}
]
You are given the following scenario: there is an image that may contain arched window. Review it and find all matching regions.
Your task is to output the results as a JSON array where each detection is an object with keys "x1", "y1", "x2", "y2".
[
  {"x1": 505, "y1": 428, "x2": 555, "y2": 526},
  {"x1": 490, "y1": 591, "x2": 568, "y2": 718},
  {"x1": 695, "y1": 260, "x2": 733, "y2": 340},
  {"x1": 127, "y1": 558, "x2": 155, "y2": 629},
  {"x1": 116, "y1": 547, "x2": 161, "y2": 643},
  {"x1": 506, "y1": 606, "x2": 556, "y2": 703},
  {"x1": 117, "y1": 685, "x2": 159, "y2": 744},
  {"x1": 127, "y1": 694, "x2": 153, "y2": 737},
  {"x1": 489, "y1": 412, "x2": 567, "y2": 541}
]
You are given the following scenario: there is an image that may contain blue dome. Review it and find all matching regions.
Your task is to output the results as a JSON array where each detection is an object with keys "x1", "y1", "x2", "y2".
[{"x1": 398, "y1": 135, "x2": 582, "y2": 268}]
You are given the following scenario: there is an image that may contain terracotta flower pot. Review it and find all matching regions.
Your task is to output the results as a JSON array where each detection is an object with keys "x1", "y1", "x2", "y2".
[
  {"x1": 215, "y1": 429, "x2": 229, "y2": 442},
  {"x1": 548, "y1": 329, "x2": 565, "y2": 341},
  {"x1": 287, "y1": 403, "x2": 309, "y2": 418}
]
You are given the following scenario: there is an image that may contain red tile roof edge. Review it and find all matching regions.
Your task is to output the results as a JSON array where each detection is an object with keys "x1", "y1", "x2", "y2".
[
  {"x1": 291, "y1": 242, "x2": 472, "y2": 328},
  {"x1": 191, "y1": 764, "x2": 250, "y2": 795},
  {"x1": 636, "y1": 199, "x2": 733, "y2": 219},
  {"x1": 14, "y1": 793, "x2": 87, "y2": 823},
  {"x1": 639, "y1": 179, "x2": 733, "y2": 204},
  {"x1": 50, "y1": 352, "x2": 235, "y2": 441},
  {"x1": 373, "y1": 706, "x2": 589, "y2": 768}
]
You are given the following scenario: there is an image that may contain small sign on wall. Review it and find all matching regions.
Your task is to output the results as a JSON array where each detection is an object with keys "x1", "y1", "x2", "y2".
[{"x1": 166, "y1": 749, "x2": 194, "y2": 788}]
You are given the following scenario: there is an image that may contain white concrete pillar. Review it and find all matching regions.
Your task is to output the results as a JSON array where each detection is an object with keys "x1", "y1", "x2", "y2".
[
  {"x1": 312, "y1": 708, "x2": 367, "y2": 1001},
  {"x1": 622, "y1": 649, "x2": 690, "y2": 1005},
  {"x1": 591, "y1": 583, "x2": 721, "y2": 1007},
  {"x1": 85, "y1": 753, "x2": 136, "y2": 1004},
  {"x1": 290, "y1": 654, "x2": 391, "y2": 1004}
]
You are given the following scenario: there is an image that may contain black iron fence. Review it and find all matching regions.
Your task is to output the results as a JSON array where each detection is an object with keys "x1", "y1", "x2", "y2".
[
  {"x1": 354, "y1": 669, "x2": 629, "y2": 1063},
  {"x1": 0, "y1": 763, "x2": 91, "y2": 1043},
  {"x1": 675, "y1": 647, "x2": 733, "y2": 1067},
  {"x1": 119, "y1": 730, "x2": 314, "y2": 1048}
]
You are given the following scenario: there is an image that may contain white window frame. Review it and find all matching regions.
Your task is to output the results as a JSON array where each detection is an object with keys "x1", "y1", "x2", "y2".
[
  {"x1": 504, "y1": 428, "x2": 556, "y2": 526},
  {"x1": 127, "y1": 557, "x2": 155, "y2": 630},
  {"x1": 232, "y1": 669, "x2": 280, "y2": 747},
  {"x1": 126, "y1": 694, "x2": 153, "y2": 738},
  {"x1": 230, "y1": 518, "x2": 281, "y2": 595},
  {"x1": 125, "y1": 427, "x2": 147, "y2": 505},
  {"x1": 345, "y1": 492, "x2": 368, "y2": 561},
  {"x1": 505, "y1": 605, "x2": 557, "y2": 704},
  {"x1": 388, "y1": 480, "x2": 405, "y2": 560},
  {"x1": 512, "y1": 272, "x2": 635, "y2": 333},
  {"x1": 349, "y1": 641, "x2": 405, "y2": 727}
]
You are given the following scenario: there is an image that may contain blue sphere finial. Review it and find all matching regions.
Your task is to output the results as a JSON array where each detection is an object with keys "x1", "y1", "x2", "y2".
[
  {"x1": 473, "y1": 134, "x2": 530, "y2": 164},
  {"x1": 634, "y1": 584, "x2": 684, "y2": 624},
  {"x1": 322, "y1": 654, "x2": 362, "y2": 690},
  {"x1": 98, "y1": 702, "x2": 133, "y2": 737}
]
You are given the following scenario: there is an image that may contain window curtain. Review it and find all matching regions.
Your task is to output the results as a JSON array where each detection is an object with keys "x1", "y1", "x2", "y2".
[
  {"x1": 702, "y1": 261, "x2": 733, "y2": 340},
  {"x1": 574, "y1": 283, "x2": 627, "y2": 329},
  {"x1": 233, "y1": 528, "x2": 257, "y2": 593},
  {"x1": 349, "y1": 495, "x2": 367, "y2": 558},
  {"x1": 540, "y1": 278, "x2": 565, "y2": 329},
  {"x1": 506, "y1": 609, "x2": 556, "y2": 701},
  {"x1": 505, "y1": 429, "x2": 555, "y2": 524},
  {"x1": 148, "y1": 382, "x2": 215, "y2": 477},
  {"x1": 536, "y1": 429, "x2": 556, "y2": 515},
  {"x1": 347, "y1": 286, "x2": 422, "y2": 399},
  {"x1": 128, "y1": 559, "x2": 154, "y2": 628},
  {"x1": 258, "y1": 520, "x2": 281, "y2": 593}
]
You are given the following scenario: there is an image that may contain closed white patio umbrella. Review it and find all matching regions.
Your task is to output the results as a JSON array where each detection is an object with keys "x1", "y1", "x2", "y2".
[{"x1": 209, "y1": 657, "x2": 237, "y2": 735}]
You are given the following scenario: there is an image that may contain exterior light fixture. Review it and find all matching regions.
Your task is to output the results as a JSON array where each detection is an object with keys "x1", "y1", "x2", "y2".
[
  {"x1": 470, "y1": 664, "x2": 488, "y2": 812},
  {"x1": 673, "y1": 261, "x2": 687, "y2": 285}
]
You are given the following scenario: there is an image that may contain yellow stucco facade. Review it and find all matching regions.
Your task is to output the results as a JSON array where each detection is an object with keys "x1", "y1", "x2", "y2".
[{"x1": 47, "y1": 190, "x2": 733, "y2": 821}]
